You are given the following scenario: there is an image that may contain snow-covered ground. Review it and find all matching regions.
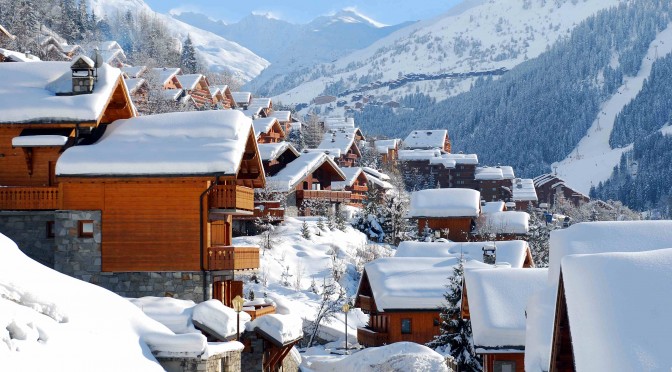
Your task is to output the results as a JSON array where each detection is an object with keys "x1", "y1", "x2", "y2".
[
  {"x1": 553, "y1": 23, "x2": 672, "y2": 194},
  {"x1": 233, "y1": 217, "x2": 394, "y2": 344}
]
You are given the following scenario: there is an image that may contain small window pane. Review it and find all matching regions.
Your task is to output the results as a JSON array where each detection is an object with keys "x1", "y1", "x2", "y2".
[
  {"x1": 494, "y1": 361, "x2": 516, "y2": 372},
  {"x1": 401, "y1": 318, "x2": 412, "y2": 334},
  {"x1": 79, "y1": 221, "x2": 94, "y2": 238},
  {"x1": 46, "y1": 221, "x2": 55, "y2": 238}
]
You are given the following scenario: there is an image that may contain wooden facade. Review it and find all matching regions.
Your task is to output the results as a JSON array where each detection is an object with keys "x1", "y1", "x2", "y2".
[
  {"x1": 336, "y1": 142, "x2": 361, "y2": 167},
  {"x1": 344, "y1": 172, "x2": 368, "y2": 208},
  {"x1": 256, "y1": 119, "x2": 285, "y2": 144},
  {"x1": 294, "y1": 163, "x2": 349, "y2": 215},
  {"x1": 534, "y1": 174, "x2": 589, "y2": 208},
  {"x1": 417, "y1": 217, "x2": 475, "y2": 242},
  {"x1": 550, "y1": 274, "x2": 575, "y2": 372},
  {"x1": 481, "y1": 353, "x2": 525, "y2": 372}
]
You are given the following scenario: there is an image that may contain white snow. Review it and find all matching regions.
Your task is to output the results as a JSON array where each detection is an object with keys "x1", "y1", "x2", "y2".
[
  {"x1": 303, "y1": 342, "x2": 449, "y2": 372},
  {"x1": 267, "y1": 152, "x2": 345, "y2": 191},
  {"x1": 122, "y1": 65, "x2": 146, "y2": 79},
  {"x1": 246, "y1": 314, "x2": 303, "y2": 345},
  {"x1": 464, "y1": 268, "x2": 547, "y2": 351},
  {"x1": 317, "y1": 130, "x2": 357, "y2": 155},
  {"x1": 363, "y1": 256, "x2": 489, "y2": 311},
  {"x1": 403, "y1": 130, "x2": 447, "y2": 150},
  {"x1": 151, "y1": 67, "x2": 181, "y2": 86},
  {"x1": 480, "y1": 211, "x2": 530, "y2": 235},
  {"x1": 11, "y1": 135, "x2": 68, "y2": 147},
  {"x1": 128, "y1": 297, "x2": 198, "y2": 335},
  {"x1": 269, "y1": 110, "x2": 292, "y2": 122},
  {"x1": 258, "y1": 142, "x2": 299, "y2": 162},
  {"x1": 253, "y1": 117, "x2": 280, "y2": 137},
  {"x1": 482, "y1": 201, "x2": 505, "y2": 214},
  {"x1": 560, "y1": 248, "x2": 672, "y2": 371},
  {"x1": 232, "y1": 91, "x2": 252, "y2": 105},
  {"x1": 408, "y1": 188, "x2": 480, "y2": 218},
  {"x1": 332, "y1": 167, "x2": 364, "y2": 190},
  {"x1": 554, "y1": 23, "x2": 672, "y2": 194},
  {"x1": 192, "y1": 300, "x2": 251, "y2": 340},
  {"x1": 56, "y1": 110, "x2": 252, "y2": 176},
  {"x1": 511, "y1": 178, "x2": 538, "y2": 202},
  {"x1": 0, "y1": 48, "x2": 40, "y2": 62},
  {"x1": 0, "y1": 233, "x2": 205, "y2": 371},
  {"x1": 395, "y1": 240, "x2": 530, "y2": 269},
  {"x1": 0, "y1": 62, "x2": 123, "y2": 124},
  {"x1": 398, "y1": 149, "x2": 442, "y2": 161},
  {"x1": 374, "y1": 139, "x2": 400, "y2": 154},
  {"x1": 176, "y1": 74, "x2": 205, "y2": 90},
  {"x1": 123, "y1": 78, "x2": 146, "y2": 94},
  {"x1": 361, "y1": 167, "x2": 390, "y2": 181},
  {"x1": 475, "y1": 166, "x2": 505, "y2": 181}
]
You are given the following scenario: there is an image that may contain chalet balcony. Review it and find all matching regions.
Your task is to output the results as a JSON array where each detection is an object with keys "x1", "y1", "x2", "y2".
[
  {"x1": 346, "y1": 153, "x2": 359, "y2": 160},
  {"x1": 0, "y1": 187, "x2": 59, "y2": 210},
  {"x1": 208, "y1": 185, "x2": 254, "y2": 214},
  {"x1": 357, "y1": 327, "x2": 389, "y2": 347},
  {"x1": 296, "y1": 190, "x2": 351, "y2": 203},
  {"x1": 207, "y1": 246, "x2": 259, "y2": 271},
  {"x1": 351, "y1": 185, "x2": 368, "y2": 192},
  {"x1": 237, "y1": 201, "x2": 285, "y2": 221},
  {"x1": 357, "y1": 295, "x2": 375, "y2": 313},
  {"x1": 244, "y1": 304, "x2": 276, "y2": 320}
]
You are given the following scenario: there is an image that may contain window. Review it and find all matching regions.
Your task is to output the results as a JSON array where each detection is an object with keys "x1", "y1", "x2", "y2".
[
  {"x1": 312, "y1": 183, "x2": 321, "y2": 191},
  {"x1": 78, "y1": 220, "x2": 94, "y2": 238},
  {"x1": 46, "y1": 221, "x2": 55, "y2": 239},
  {"x1": 494, "y1": 361, "x2": 516, "y2": 372},
  {"x1": 433, "y1": 318, "x2": 440, "y2": 327},
  {"x1": 401, "y1": 318, "x2": 412, "y2": 334}
]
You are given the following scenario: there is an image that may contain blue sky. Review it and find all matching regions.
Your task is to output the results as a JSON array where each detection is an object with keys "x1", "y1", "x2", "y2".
[{"x1": 143, "y1": 0, "x2": 464, "y2": 25}]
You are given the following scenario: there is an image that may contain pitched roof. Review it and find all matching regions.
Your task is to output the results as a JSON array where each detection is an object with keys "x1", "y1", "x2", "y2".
[
  {"x1": 177, "y1": 74, "x2": 206, "y2": 91},
  {"x1": 56, "y1": 110, "x2": 254, "y2": 177},
  {"x1": 403, "y1": 130, "x2": 447, "y2": 150},
  {"x1": 267, "y1": 152, "x2": 346, "y2": 191},
  {"x1": 252, "y1": 117, "x2": 280, "y2": 137},
  {"x1": 332, "y1": 167, "x2": 365, "y2": 190},
  {"x1": 121, "y1": 66, "x2": 147, "y2": 79},
  {"x1": 123, "y1": 78, "x2": 147, "y2": 94},
  {"x1": 0, "y1": 62, "x2": 123, "y2": 125},
  {"x1": 269, "y1": 110, "x2": 292, "y2": 122},
  {"x1": 257, "y1": 142, "x2": 299, "y2": 162},
  {"x1": 374, "y1": 139, "x2": 400, "y2": 154},
  {"x1": 151, "y1": 68, "x2": 182, "y2": 87},
  {"x1": 0, "y1": 48, "x2": 40, "y2": 62},
  {"x1": 475, "y1": 166, "x2": 515, "y2": 180},
  {"x1": 408, "y1": 188, "x2": 481, "y2": 218},
  {"x1": 511, "y1": 178, "x2": 538, "y2": 202},
  {"x1": 465, "y1": 268, "x2": 547, "y2": 352},
  {"x1": 0, "y1": 24, "x2": 16, "y2": 40},
  {"x1": 362, "y1": 257, "x2": 489, "y2": 311},
  {"x1": 395, "y1": 240, "x2": 531, "y2": 268},
  {"x1": 317, "y1": 129, "x2": 357, "y2": 154},
  {"x1": 231, "y1": 91, "x2": 251, "y2": 104}
]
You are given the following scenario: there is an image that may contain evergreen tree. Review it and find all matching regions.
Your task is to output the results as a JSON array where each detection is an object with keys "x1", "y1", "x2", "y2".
[
  {"x1": 180, "y1": 35, "x2": 198, "y2": 74},
  {"x1": 427, "y1": 259, "x2": 482, "y2": 371},
  {"x1": 301, "y1": 220, "x2": 311, "y2": 240}
]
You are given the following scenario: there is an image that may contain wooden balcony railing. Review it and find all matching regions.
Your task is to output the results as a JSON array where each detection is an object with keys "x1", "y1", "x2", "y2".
[
  {"x1": 208, "y1": 185, "x2": 254, "y2": 212},
  {"x1": 207, "y1": 246, "x2": 259, "y2": 271},
  {"x1": 244, "y1": 305, "x2": 276, "y2": 320},
  {"x1": 357, "y1": 295, "x2": 375, "y2": 313},
  {"x1": 236, "y1": 201, "x2": 285, "y2": 221},
  {"x1": 296, "y1": 190, "x2": 351, "y2": 202},
  {"x1": 0, "y1": 187, "x2": 59, "y2": 210},
  {"x1": 357, "y1": 327, "x2": 389, "y2": 347},
  {"x1": 351, "y1": 185, "x2": 368, "y2": 192},
  {"x1": 346, "y1": 153, "x2": 359, "y2": 160}
]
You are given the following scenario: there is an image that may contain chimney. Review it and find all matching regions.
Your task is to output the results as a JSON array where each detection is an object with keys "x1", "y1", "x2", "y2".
[
  {"x1": 70, "y1": 55, "x2": 96, "y2": 95},
  {"x1": 482, "y1": 244, "x2": 496, "y2": 265}
]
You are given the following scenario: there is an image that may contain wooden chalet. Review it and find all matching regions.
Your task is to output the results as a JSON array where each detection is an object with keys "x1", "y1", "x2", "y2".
[
  {"x1": 462, "y1": 268, "x2": 546, "y2": 372},
  {"x1": 403, "y1": 129, "x2": 451, "y2": 153},
  {"x1": 151, "y1": 67, "x2": 183, "y2": 90},
  {"x1": 121, "y1": 65, "x2": 147, "y2": 79},
  {"x1": 374, "y1": 138, "x2": 400, "y2": 165},
  {"x1": 268, "y1": 110, "x2": 297, "y2": 138},
  {"x1": 267, "y1": 151, "x2": 347, "y2": 216},
  {"x1": 475, "y1": 211, "x2": 530, "y2": 241},
  {"x1": 177, "y1": 74, "x2": 212, "y2": 108},
  {"x1": 316, "y1": 129, "x2": 363, "y2": 167},
  {"x1": 243, "y1": 97, "x2": 273, "y2": 118},
  {"x1": 60, "y1": 44, "x2": 84, "y2": 60},
  {"x1": 475, "y1": 166, "x2": 515, "y2": 203},
  {"x1": 253, "y1": 118, "x2": 285, "y2": 144},
  {"x1": 0, "y1": 24, "x2": 16, "y2": 44},
  {"x1": 395, "y1": 240, "x2": 535, "y2": 269},
  {"x1": 408, "y1": 188, "x2": 481, "y2": 242},
  {"x1": 95, "y1": 41, "x2": 127, "y2": 68},
  {"x1": 511, "y1": 178, "x2": 538, "y2": 211},
  {"x1": 232, "y1": 91, "x2": 252, "y2": 109},
  {"x1": 123, "y1": 78, "x2": 149, "y2": 111},
  {"x1": 355, "y1": 257, "x2": 489, "y2": 347},
  {"x1": 0, "y1": 48, "x2": 41, "y2": 62},
  {"x1": 397, "y1": 150, "x2": 479, "y2": 190},
  {"x1": 533, "y1": 174, "x2": 589, "y2": 208},
  {"x1": 215, "y1": 85, "x2": 236, "y2": 109},
  {"x1": 55, "y1": 110, "x2": 265, "y2": 304},
  {"x1": 332, "y1": 167, "x2": 368, "y2": 208}
]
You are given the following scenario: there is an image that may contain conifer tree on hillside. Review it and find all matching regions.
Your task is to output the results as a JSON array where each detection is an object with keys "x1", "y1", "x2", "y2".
[
  {"x1": 180, "y1": 35, "x2": 198, "y2": 74},
  {"x1": 427, "y1": 259, "x2": 482, "y2": 371}
]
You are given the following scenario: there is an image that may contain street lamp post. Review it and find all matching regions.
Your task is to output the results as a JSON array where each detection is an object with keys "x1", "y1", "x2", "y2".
[
  {"x1": 232, "y1": 295, "x2": 245, "y2": 341},
  {"x1": 342, "y1": 302, "x2": 351, "y2": 355}
]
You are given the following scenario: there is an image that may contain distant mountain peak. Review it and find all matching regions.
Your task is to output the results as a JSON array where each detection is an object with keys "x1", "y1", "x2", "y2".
[
  {"x1": 334, "y1": 8, "x2": 388, "y2": 28},
  {"x1": 250, "y1": 11, "x2": 282, "y2": 21}
]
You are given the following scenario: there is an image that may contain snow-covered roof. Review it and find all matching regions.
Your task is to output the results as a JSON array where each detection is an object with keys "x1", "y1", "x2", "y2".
[
  {"x1": 398, "y1": 149, "x2": 441, "y2": 161},
  {"x1": 323, "y1": 116, "x2": 355, "y2": 131},
  {"x1": 403, "y1": 130, "x2": 447, "y2": 150},
  {"x1": 162, "y1": 88, "x2": 183, "y2": 101},
  {"x1": 192, "y1": 299, "x2": 251, "y2": 340},
  {"x1": 97, "y1": 40, "x2": 123, "y2": 51},
  {"x1": 231, "y1": 91, "x2": 252, "y2": 104},
  {"x1": 258, "y1": 142, "x2": 299, "y2": 162},
  {"x1": 177, "y1": 74, "x2": 206, "y2": 91},
  {"x1": 395, "y1": 240, "x2": 531, "y2": 268},
  {"x1": 252, "y1": 117, "x2": 280, "y2": 136},
  {"x1": 482, "y1": 201, "x2": 505, "y2": 214},
  {"x1": 533, "y1": 173, "x2": 559, "y2": 188},
  {"x1": 0, "y1": 62, "x2": 123, "y2": 125},
  {"x1": 475, "y1": 166, "x2": 505, "y2": 180},
  {"x1": 151, "y1": 67, "x2": 181, "y2": 86},
  {"x1": 317, "y1": 130, "x2": 357, "y2": 154},
  {"x1": 12, "y1": 135, "x2": 69, "y2": 147},
  {"x1": 0, "y1": 24, "x2": 15, "y2": 39},
  {"x1": 57, "y1": 110, "x2": 253, "y2": 177},
  {"x1": 121, "y1": 65, "x2": 146, "y2": 79},
  {"x1": 246, "y1": 314, "x2": 303, "y2": 346},
  {"x1": 123, "y1": 78, "x2": 146, "y2": 94},
  {"x1": 269, "y1": 110, "x2": 292, "y2": 122},
  {"x1": 332, "y1": 167, "x2": 364, "y2": 190},
  {"x1": 511, "y1": 178, "x2": 538, "y2": 202},
  {"x1": 208, "y1": 86, "x2": 221, "y2": 97},
  {"x1": 267, "y1": 152, "x2": 345, "y2": 191},
  {"x1": 374, "y1": 138, "x2": 400, "y2": 154},
  {"x1": 548, "y1": 221, "x2": 672, "y2": 284},
  {"x1": 0, "y1": 48, "x2": 40, "y2": 62},
  {"x1": 363, "y1": 257, "x2": 489, "y2": 311},
  {"x1": 248, "y1": 97, "x2": 271, "y2": 111},
  {"x1": 408, "y1": 188, "x2": 481, "y2": 218},
  {"x1": 361, "y1": 167, "x2": 390, "y2": 181},
  {"x1": 303, "y1": 147, "x2": 342, "y2": 158},
  {"x1": 99, "y1": 49, "x2": 125, "y2": 65},
  {"x1": 500, "y1": 166, "x2": 515, "y2": 179},
  {"x1": 365, "y1": 173, "x2": 393, "y2": 190},
  {"x1": 465, "y1": 268, "x2": 547, "y2": 351},
  {"x1": 560, "y1": 248, "x2": 672, "y2": 371},
  {"x1": 480, "y1": 211, "x2": 530, "y2": 235}
]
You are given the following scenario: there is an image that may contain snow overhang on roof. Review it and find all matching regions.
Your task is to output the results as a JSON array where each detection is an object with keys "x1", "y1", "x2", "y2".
[{"x1": 408, "y1": 188, "x2": 480, "y2": 218}]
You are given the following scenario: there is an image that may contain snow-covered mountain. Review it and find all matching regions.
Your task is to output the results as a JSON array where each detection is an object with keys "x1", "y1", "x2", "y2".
[
  {"x1": 171, "y1": 9, "x2": 413, "y2": 95},
  {"x1": 87, "y1": 0, "x2": 269, "y2": 82},
  {"x1": 271, "y1": 0, "x2": 625, "y2": 109}
]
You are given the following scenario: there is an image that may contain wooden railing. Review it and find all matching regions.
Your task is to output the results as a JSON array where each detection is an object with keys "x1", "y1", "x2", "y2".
[
  {"x1": 352, "y1": 185, "x2": 368, "y2": 192},
  {"x1": 357, "y1": 295, "x2": 375, "y2": 313},
  {"x1": 244, "y1": 305, "x2": 276, "y2": 320},
  {"x1": 207, "y1": 246, "x2": 259, "y2": 271},
  {"x1": 208, "y1": 185, "x2": 254, "y2": 212},
  {"x1": 236, "y1": 201, "x2": 286, "y2": 221},
  {"x1": 357, "y1": 327, "x2": 389, "y2": 347},
  {"x1": 0, "y1": 187, "x2": 59, "y2": 210},
  {"x1": 296, "y1": 190, "x2": 351, "y2": 202}
]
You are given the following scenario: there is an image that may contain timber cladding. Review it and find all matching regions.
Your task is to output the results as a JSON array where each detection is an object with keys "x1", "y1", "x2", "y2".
[
  {"x1": 0, "y1": 128, "x2": 62, "y2": 186},
  {"x1": 60, "y1": 178, "x2": 208, "y2": 272},
  {"x1": 385, "y1": 311, "x2": 441, "y2": 344}
]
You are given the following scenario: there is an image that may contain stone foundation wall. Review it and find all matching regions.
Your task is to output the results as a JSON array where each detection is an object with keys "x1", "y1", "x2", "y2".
[
  {"x1": 157, "y1": 349, "x2": 242, "y2": 372},
  {"x1": 0, "y1": 211, "x2": 56, "y2": 267}
]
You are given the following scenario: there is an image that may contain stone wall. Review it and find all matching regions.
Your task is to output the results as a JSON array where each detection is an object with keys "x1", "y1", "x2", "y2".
[
  {"x1": 0, "y1": 211, "x2": 56, "y2": 267},
  {"x1": 156, "y1": 348, "x2": 242, "y2": 372},
  {"x1": 241, "y1": 333, "x2": 300, "y2": 372}
]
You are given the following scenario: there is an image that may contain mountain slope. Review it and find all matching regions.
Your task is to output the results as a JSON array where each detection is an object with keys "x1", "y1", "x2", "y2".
[
  {"x1": 88, "y1": 0, "x2": 269, "y2": 82},
  {"x1": 271, "y1": 0, "x2": 624, "y2": 108}
]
